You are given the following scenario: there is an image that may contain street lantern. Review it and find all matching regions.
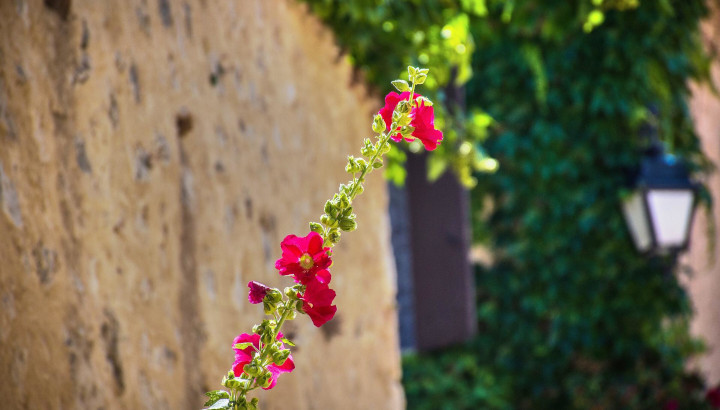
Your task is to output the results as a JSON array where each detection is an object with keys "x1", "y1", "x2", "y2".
[{"x1": 621, "y1": 142, "x2": 697, "y2": 255}]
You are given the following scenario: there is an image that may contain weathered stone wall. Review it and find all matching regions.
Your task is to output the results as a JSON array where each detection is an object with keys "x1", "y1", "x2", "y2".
[
  {"x1": 685, "y1": 2, "x2": 720, "y2": 387},
  {"x1": 0, "y1": 1, "x2": 403, "y2": 409}
]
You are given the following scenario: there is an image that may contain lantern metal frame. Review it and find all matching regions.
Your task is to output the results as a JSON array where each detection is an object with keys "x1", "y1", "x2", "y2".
[{"x1": 621, "y1": 141, "x2": 698, "y2": 255}]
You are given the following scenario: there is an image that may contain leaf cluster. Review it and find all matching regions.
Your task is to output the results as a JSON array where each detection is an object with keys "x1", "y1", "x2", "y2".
[{"x1": 403, "y1": 1, "x2": 715, "y2": 409}]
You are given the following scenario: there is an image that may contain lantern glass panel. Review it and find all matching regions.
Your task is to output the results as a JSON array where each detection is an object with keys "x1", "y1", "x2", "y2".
[
  {"x1": 622, "y1": 191, "x2": 652, "y2": 252},
  {"x1": 646, "y1": 189, "x2": 694, "y2": 249}
]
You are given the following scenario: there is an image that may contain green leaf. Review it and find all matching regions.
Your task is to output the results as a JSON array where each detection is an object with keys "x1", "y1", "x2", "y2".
[
  {"x1": 204, "y1": 398, "x2": 231, "y2": 409},
  {"x1": 203, "y1": 391, "x2": 230, "y2": 407},
  {"x1": 281, "y1": 337, "x2": 296, "y2": 347},
  {"x1": 233, "y1": 342, "x2": 253, "y2": 350},
  {"x1": 391, "y1": 79, "x2": 411, "y2": 92}
]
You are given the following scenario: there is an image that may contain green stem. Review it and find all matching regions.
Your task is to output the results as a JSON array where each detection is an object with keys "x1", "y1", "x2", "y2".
[{"x1": 347, "y1": 133, "x2": 391, "y2": 202}]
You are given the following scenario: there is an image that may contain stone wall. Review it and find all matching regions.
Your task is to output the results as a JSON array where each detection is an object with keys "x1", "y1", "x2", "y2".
[
  {"x1": 0, "y1": 1, "x2": 403, "y2": 409},
  {"x1": 685, "y1": 2, "x2": 720, "y2": 387}
]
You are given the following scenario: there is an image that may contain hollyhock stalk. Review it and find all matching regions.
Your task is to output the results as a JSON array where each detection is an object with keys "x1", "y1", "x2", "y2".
[{"x1": 203, "y1": 67, "x2": 441, "y2": 410}]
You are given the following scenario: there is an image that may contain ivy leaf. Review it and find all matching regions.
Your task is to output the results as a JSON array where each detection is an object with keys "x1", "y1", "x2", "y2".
[{"x1": 391, "y1": 79, "x2": 411, "y2": 92}]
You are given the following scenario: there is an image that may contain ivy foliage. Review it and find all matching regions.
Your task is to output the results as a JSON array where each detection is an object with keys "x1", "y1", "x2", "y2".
[
  {"x1": 403, "y1": 1, "x2": 715, "y2": 409},
  {"x1": 300, "y1": 0, "x2": 500, "y2": 187}
]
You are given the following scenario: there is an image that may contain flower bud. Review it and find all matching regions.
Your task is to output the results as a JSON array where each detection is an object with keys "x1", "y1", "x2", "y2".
[
  {"x1": 248, "y1": 398, "x2": 259, "y2": 410},
  {"x1": 261, "y1": 330, "x2": 274, "y2": 345},
  {"x1": 345, "y1": 156, "x2": 362, "y2": 173},
  {"x1": 356, "y1": 158, "x2": 368, "y2": 172},
  {"x1": 243, "y1": 363, "x2": 261, "y2": 377},
  {"x1": 339, "y1": 217, "x2": 357, "y2": 232},
  {"x1": 284, "y1": 286, "x2": 298, "y2": 299},
  {"x1": 265, "y1": 289, "x2": 283, "y2": 304},
  {"x1": 338, "y1": 193, "x2": 350, "y2": 209},
  {"x1": 263, "y1": 301, "x2": 276, "y2": 315},
  {"x1": 272, "y1": 349, "x2": 291, "y2": 366},
  {"x1": 396, "y1": 100, "x2": 412, "y2": 114},
  {"x1": 252, "y1": 324, "x2": 262, "y2": 334},
  {"x1": 320, "y1": 214, "x2": 337, "y2": 228},
  {"x1": 328, "y1": 229, "x2": 341, "y2": 244},
  {"x1": 324, "y1": 200, "x2": 336, "y2": 216},
  {"x1": 372, "y1": 114, "x2": 387, "y2": 134},
  {"x1": 309, "y1": 222, "x2": 324, "y2": 234},
  {"x1": 256, "y1": 370, "x2": 273, "y2": 389}
]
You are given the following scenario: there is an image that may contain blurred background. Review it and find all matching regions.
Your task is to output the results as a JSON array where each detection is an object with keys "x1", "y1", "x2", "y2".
[{"x1": 2, "y1": 0, "x2": 720, "y2": 409}]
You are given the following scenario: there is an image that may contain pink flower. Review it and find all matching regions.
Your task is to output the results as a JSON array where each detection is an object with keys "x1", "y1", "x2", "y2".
[
  {"x1": 410, "y1": 101, "x2": 443, "y2": 151},
  {"x1": 231, "y1": 332, "x2": 295, "y2": 390},
  {"x1": 378, "y1": 91, "x2": 443, "y2": 151},
  {"x1": 247, "y1": 281, "x2": 270, "y2": 304},
  {"x1": 707, "y1": 385, "x2": 720, "y2": 408},
  {"x1": 275, "y1": 232, "x2": 332, "y2": 285},
  {"x1": 299, "y1": 279, "x2": 337, "y2": 327}
]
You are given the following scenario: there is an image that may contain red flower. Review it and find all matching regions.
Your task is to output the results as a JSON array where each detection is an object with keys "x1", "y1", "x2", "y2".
[
  {"x1": 707, "y1": 385, "x2": 720, "y2": 408},
  {"x1": 378, "y1": 91, "x2": 443, "y2": 151},
  {"x1": 232, "y1": 332, "x2": 295, "y2": 390},
  {"x1": 275, "y1": 232, "x2": 332, "y2": 285},
  {"x1": 299, "y1": 279, "x2": 337, "y2": 327},
  {"x1": 247, "y1": 281, "x2": 270, "y2": 304},
  {"x1": 410, "y1": 100, "x2": 443, "y2": 151}
]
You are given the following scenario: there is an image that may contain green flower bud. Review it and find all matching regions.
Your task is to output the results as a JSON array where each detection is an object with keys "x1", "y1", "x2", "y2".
[
  {"x1": 372, "y1": 159, "x2": 383, "y2": 169},
  {"x1": 243, "y1": 363, "x2": 261, "y2": 377},
  {"x1": 263, "y1": 301, "x2": 276, "y2": 315},
  {"x1": 265, "y1": 289, "x2": 282, "y2": 304},
  {"x1": 361, "y1": 139, "x2": 376, "y2": 157},
  {"x1": 328, "y1": 229, "x2": 341, "y2": 244},
  {"x1": 284, "y1": 286, "x2": 298, "y2": 299},
  {"x1": 272, "y1": 349, "x2": 291, "y2": 366},
  {"x1": 296, "y1": 300, "x2": 304, "y2": 313},
  {"x1": 261, "y1": 330, "x2": 274, "y2": 345},
  {"x1": 338, "y1": 193, "x2": 350, "y2": 209},
  {"x1": 248, "y1": 398, "x2": 259, "y2": 410},
  {"x1": 324, "y1": 200, "x2": 335, "y2": 216},
  {"x1": 354, "y1": 184, "x2": 364, "y2": 195},
  {"x1": 356, "y1": 158, "x2": 368, "y2": 172},
  {"x1": 252, "y1": 324, "x2": 262, "y2": 334},
  {"x1": 257, "y1": 371, "x2": 273, "y2": 389},
  {"x1": 400, "y1": 125, "x2": 415, "y2": 138},
  {"x1": 309, "y1": 222, "x2": 324, "y2": 234},
  {"x1": 396, "y1": 100, "x2": 412, "y2": 114},
  {"x1": 392, "y1": 110, "x2": 402, "y2": 123},
  {"x1": 372, "y1": 114, "x2": 387, "y2": 134},
  {"x1": 397, "y1": 113, "x2": 412, "y2": 127},
  {"x1": 236, "y1": 379, "x2": 251, "y2": 391},
  {"x1": 227, "y1": 378, "x2": 245, "y2": 389},
  {"x1": 380, "y1": 142, "x2": 391, "y2": 155},
  {"x1": 284, "y1": 308, "x2": 296, "y2": 320},
  {"x1": 320, "y1": 214, "x2": 338, "y2": 228},
  {"x1": 339, "y1": 217, "x2": 357, "y2": 232}
]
